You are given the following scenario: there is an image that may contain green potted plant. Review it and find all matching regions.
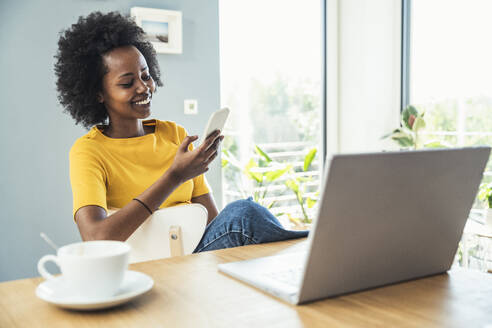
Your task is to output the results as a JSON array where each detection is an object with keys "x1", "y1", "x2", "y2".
[
  {"x1": 222, "y1": 145, "x2": 290, "y2": 208},
  {"x1": 284, "y1": 148, "x2": 318, "y2": 229},
  {"x1": 244, "y1": 145, "x2": 291, "y2": 208},
  {"x1": 382, "y1": 105, "x2": 448, "y2": 149},
  {"x1": 478, "y1": 182, "x2": 492, "y2": 229},
  {"x1": 222, "y1": 143, "x2": 319, "y2": 229}
]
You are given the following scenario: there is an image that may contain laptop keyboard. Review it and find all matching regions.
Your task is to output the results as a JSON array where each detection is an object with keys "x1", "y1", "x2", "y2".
[{"x1": 263, "y1": 266, "x2": 303, "y2": 287}]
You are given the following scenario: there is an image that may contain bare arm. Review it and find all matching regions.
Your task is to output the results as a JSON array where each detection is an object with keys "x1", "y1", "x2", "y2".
[
  {"x1": 75, "y1": 132, "x2": 223, "y2": 241},
  {"x1": 191, "y1": 193, "x2": 219, "y2": 225},
  {"x1": 75, "y1": 170, "x2": 181, "y2": 241}
]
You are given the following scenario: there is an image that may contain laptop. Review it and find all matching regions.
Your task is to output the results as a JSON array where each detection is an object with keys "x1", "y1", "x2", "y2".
[{"x1": 218, "y1": 147, "x2": 491, "y2": 304}]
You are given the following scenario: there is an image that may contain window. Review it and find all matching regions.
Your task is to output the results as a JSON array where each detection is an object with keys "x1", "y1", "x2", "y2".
[
  {"x1": 406, "y1": 0, "x2": 492, "y2": 206},
  {"x1": 405, "y1": 0, "x2": 492, "y2": 268},
  {"x1": 219, "y1": 0, "x2": 323, "y2": 227}
]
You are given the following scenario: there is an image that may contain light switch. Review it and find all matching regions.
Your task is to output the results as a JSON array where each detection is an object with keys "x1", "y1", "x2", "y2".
[{"x1": 184, "y1": 99, "x2": 198, "y2": 115}]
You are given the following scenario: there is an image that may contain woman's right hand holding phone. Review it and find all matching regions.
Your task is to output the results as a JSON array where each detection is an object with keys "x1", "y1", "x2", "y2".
[{"x1": 169, "y1": 130, "x2": 224, "y2": 183}]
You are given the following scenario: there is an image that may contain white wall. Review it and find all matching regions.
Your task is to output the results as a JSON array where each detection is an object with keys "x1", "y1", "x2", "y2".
[
  {"x1": 0, "y1": 0, "x2": 220, "y2": 282},
  {"x1": 326, "y1": 0, "x2": 402, "y2": 155}
]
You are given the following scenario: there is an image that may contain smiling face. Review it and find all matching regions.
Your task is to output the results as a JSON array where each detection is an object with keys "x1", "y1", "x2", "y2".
[{"x1": 99, "y1": 45, "x2": 156, "y2": 122}]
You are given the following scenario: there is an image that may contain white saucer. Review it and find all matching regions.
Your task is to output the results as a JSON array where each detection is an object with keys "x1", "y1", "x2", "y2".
[{"x1": 35, "y1": 270, "x2": 154, "y2": 310}]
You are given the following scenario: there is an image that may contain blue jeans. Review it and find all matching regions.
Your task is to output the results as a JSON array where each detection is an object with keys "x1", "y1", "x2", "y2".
[{"x1": 193, "y1": 198, "x2": 309, "y2": 253}]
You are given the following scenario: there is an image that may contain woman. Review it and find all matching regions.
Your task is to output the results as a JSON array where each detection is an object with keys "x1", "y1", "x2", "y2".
[{"x1": 55, "y1": 11, "x2": 308, "y2": 253}]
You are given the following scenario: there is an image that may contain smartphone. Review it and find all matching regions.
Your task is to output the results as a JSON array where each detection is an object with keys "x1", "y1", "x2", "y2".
[{"x1": 200, "y1": 107, "x2": 230, "y2": 145}]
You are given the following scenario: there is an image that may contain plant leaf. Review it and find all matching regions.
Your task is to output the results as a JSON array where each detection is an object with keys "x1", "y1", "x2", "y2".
[
  {"x1": 382, "y1": 128, "x2": 404, "y2": 140},
  {"x1": 306, "y1": 197, "x2": 317, "y2": 208},
  {"x1": 479, "y1": 182, "x2": 492, "y2": 208},
  {"x1": 402, "y1": 105, "x2": 419, "y2": 129},
  {"x1": 285, "y1": 179, "x2": 299, "y2": 193},
  {"x1": 265, "y1": 165, "x2": 291, "y2": 182},
  {"x1": 392, "y1": 135, "x2": 414, "y2": 148},
  {"x1": 248, "y1": 172, "x2": 263, "y2": 183},
  {"x1": 287, "y1": 213, "x2": 303, "y2": 227},
  {"x1": 390, "y1": 130, "x2": 412, "y2": 139},
  {"x1": 412, "y1": 116, "x2": 426, "y2": 132},
  {"x1": 255, "y1": 145, "x2": 272, "y2": 163},
  {"x1": 244, "y1": 159, "x2": 263, "y2": 183},
  {"x1": 258, "y1": 158, "x2": 269, "y2": 168},
  {"x1": 303, "y1": 148, "x2": 317, "y2": 172},
  {"x1": 244, "y1": 158, "x2": 256, "y2": 171},
  {"x1": 424, "y1": 140, "x2": 449, "y2": 149}
]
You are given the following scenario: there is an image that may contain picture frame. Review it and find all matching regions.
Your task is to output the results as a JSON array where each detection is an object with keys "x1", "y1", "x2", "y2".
[{"x1": 131, "y1": 7, "x2": 183, "y2": 54}]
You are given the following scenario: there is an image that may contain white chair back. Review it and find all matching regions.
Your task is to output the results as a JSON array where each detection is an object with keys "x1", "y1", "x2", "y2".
[{"x1": 110, "y1": 204, "x2": 208, "y2": 263}]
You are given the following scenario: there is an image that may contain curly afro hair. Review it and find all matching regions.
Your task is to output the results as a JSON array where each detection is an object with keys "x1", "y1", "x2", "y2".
[{"x1": 54, "y1": 11, "x2": 163, "y2": 129}]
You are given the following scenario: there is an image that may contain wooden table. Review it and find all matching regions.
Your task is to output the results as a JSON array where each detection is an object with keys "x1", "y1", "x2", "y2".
[{"x1": 1, "y1": 239, "x2": 492, "y2": 327}]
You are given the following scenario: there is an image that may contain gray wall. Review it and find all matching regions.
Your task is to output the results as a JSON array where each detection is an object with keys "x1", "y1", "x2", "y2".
[{"x1": 0, "y1": 0, "x2": 221, "y2": 282}]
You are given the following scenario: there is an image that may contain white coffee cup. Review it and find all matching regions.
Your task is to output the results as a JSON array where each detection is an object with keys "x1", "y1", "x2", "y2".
[{"x1": 37, "y1": 240, "x2": 130, "y2": 299}]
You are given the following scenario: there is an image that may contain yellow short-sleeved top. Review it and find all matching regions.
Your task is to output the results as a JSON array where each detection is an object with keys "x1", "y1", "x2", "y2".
[{"x1": 69, "y1": 119, "x2": 211, "y2": 219}]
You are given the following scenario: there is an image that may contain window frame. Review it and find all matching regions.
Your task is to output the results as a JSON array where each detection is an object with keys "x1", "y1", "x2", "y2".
[{"x1": 401, "y1": 0, "x2": 411, "y2": 113}]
